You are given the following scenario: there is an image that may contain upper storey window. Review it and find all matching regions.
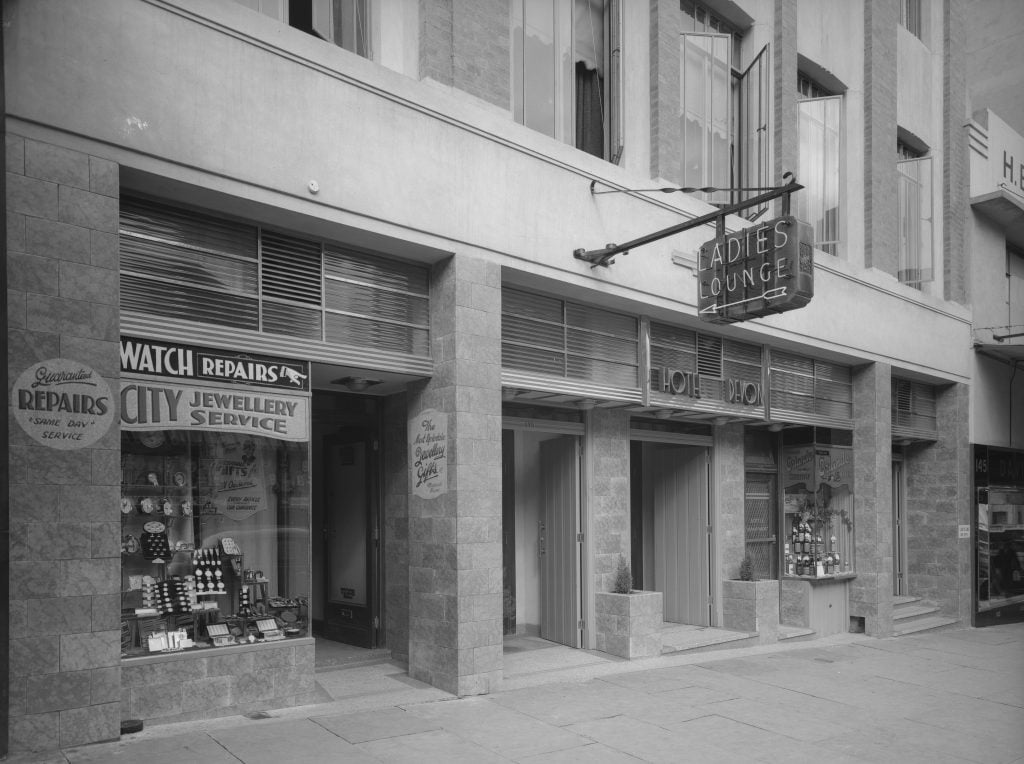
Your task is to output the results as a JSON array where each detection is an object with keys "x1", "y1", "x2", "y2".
[
  {"x1": 679, "y1": 2, "x2": 770, "y2": 214},
  {"x1": 235, "y1": 0, "x2": 372, "y2": 58},
  {"x1": 797, "y1": 74, "x2": 842, "y2": 256},
  {"x1": 896, "y1": 140, "x2": 934, "y2": 289},
  {"x1": 511, "y1": 0, "x2": 623, "y2": 161}
]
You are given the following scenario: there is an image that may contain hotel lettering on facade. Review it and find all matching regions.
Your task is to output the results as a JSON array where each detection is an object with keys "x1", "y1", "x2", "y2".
[{"x1": 3, "y1": 0, "x2": 1000, "y2": 755}]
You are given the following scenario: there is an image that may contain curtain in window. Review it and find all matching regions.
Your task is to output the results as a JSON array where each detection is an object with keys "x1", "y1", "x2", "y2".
[
  {"x1": 680, "y1": 33, "x2": 731, "y2": 203},
  {"x1": 797, "y1": 96, "x2": 841, "y2": 256},
  {"x1": 575, "y1": 62, "x2": 604, "y2": 157}
]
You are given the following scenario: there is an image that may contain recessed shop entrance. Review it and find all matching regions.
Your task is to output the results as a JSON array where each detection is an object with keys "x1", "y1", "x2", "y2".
[
  {"x1": 312, "y1": 394, "x2": 382, "y2": 648},
  {"x1": 630, "y1": 440, "x2": 712, "y2": 626},
  {"x1": 502, "y1": 423, "x2": 584, "y2": 648}
]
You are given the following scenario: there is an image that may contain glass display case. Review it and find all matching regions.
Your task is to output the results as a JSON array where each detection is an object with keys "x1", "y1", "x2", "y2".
[{"x1": 121, "y1": 428, "x2": 310, "y2": 657}]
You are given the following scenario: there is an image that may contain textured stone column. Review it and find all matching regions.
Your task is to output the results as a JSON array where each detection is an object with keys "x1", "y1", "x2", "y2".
[
  {"x1": 850, "y1": 362, "x2": 894, "y2": 636},
  {"x1": 6, "y1": 135, "x2": 121, "y2": 752},
  {"x1": 905, "y1": 382, "x2": 970, "y2": 621},
  {"x1": 773, "y1": 0, "x2": 798, "y2": 199},
  {"x1": 406, "y1": 254, "x2": 502, "y2": 696},
  {"x1": 383, "y1": 392, "x2": 410, "y2": 663},
  {"x1": 864, "y1": 0, "x2": 899, "y2": 275},
  {"x1": 716, "y1": 423, "x2": 745, "y2": 588},
  {"x1": 586, "y1": 408, "x2": 631, "y2": 596}
]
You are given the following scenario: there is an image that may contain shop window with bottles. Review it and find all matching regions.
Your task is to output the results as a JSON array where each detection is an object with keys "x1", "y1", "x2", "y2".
[
  {"x1": 780, "y1": 427, "x2": 855, "y2": 578},
  {"x1": 121, "y1": 429, "x2": 310, "y2": 656}
]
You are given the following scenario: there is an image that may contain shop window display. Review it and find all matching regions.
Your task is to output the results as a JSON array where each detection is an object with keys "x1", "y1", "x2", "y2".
[
  {"x1": 121, "y1": 428, "x2": 309, "y2": 656},
  {"x1": 781, "y1": 429, "x2": 855, "y2": 577}
]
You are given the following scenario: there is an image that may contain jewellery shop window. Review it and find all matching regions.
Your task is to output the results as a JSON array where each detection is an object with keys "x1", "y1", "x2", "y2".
[
  {"x1": 120, "y1": 429, "x2": 310, "y2": 656},
  {"x1": 780, "y1": 427, "x2": 855, "y2": 578}
]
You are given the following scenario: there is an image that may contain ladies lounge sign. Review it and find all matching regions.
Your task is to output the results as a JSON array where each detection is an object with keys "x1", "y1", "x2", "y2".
[
  {"x1": 12, "y1": 358, "x2": 116, "y2": 449},
  {"x1": 697, "y1": 215, "x2": 814, "y2": 324}
]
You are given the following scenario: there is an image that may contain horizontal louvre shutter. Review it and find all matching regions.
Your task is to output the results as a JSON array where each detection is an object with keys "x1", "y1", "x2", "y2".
[
  {"x1": 325, "y1": 313, "x2": 430, "y2": 356},
  {"x1": 120, "y1": 196, "x2": 259, "y2": 331},
  {"x1": 325, "y1": 279, "x2": 429, "y2": 325},
  {"x1": 770, "y1": 350, "x2": 852, "y2": 423},
  {"x1": 324, "y1": 246, "x2": 429, "y2": 295},
  {"x1": 121, "y1": 274, "x2": 259, "y2": 330},
  {"x1": 261, "y1": 231, "x2": 322, "y2": 305},
  {"x1": 502, "y1": 287, "x2": 639, "y2": 388},
  {"x1": 892, "y1": 379, "x2": 937, "y2": 432},
  {"x1": 262, "y1": 302, "x2": 323, "y2": 340}
]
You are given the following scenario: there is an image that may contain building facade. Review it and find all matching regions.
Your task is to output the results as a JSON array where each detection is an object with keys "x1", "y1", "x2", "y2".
[
  {"x1": 964, "y1": 0, "x2": 1024, "y2": 628},
  {"x1": 2, "y1": 0, "x2": 986, "y2": 754}
]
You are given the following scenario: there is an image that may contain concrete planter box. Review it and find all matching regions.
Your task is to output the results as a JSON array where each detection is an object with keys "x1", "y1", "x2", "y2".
[
  {"x1": 595, "y1": 590, "x2": 664, "y2": 659},
  {"x1": 722, "y1": 579, "x2": 780, "y2": 644}
]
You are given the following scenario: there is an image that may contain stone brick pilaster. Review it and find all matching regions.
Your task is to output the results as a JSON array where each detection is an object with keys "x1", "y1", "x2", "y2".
[
  {"x1": 383, "y1": 392, "x2": 410, "y2": 663},
  {"x1": 649, "y1": 0, "x2": 682, "y2": 183},
  {"x1": 773, "y1": 0, "x2": 798, "y2": 206},
  {"x1": 406, "y1": 254, "x2": 502, "y2": 697},
  {"x1": 943, "y1": 0, "x2": 968, "y2": 304},
  {"x1": 905, "y1": 382, "x2": 970, "y2": 621},
  {"x1": 420, "y1": 0, "x2": 510, "y2": 111},
  {"x1": 850, "y1": 362, "x2": 894, "y2": 637},
  {"x1": 716, "y1": 423, "x2": 745, "y2": 588},
  {"x1": 6, "y1": 134, "x2": 121, "y2": 753},
  {"x1": 864, "y1": 0, "x2": 899, "y2": 274},
  {"x1": 586, "y1": 408, "x2": 630, "y2": 595}
]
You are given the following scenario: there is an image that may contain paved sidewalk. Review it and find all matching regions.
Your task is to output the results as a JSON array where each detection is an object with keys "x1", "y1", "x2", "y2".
[{"x1": 13, "y1": 623, "x2": 1024, "y2": 763}]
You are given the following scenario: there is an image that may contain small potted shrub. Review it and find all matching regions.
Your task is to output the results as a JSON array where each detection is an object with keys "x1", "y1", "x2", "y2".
[
  {"x1": 723, "y1": 552, "x2": 779, "y2": 643},
  {"x1": 595, "y1": 554, "x2": 663, "y2": 659}
]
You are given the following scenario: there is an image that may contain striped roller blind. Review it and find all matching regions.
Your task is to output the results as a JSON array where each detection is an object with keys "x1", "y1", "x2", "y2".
[
  {"x1": 502, "y1": 287, "x2": 639, "y2": 388},
  {"x1": 120, "y1": 195, "x2": 429, "y2": 355},
  {"x1": 769, "y1": 350, "x2": 852, "y2": 424},
  {"x1": 892, "y1": 378, "x2": 938, "y2": 437}
]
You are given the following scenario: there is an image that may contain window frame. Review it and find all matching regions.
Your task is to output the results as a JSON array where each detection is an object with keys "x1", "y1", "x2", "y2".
[{"x1": 796, "y1": 80, "x2": 843, "y2": 258}]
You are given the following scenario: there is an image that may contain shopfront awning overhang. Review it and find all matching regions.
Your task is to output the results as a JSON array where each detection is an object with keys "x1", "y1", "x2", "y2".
[{"x1": 971, "y1": 186, "x2": 1024, "y2": 250}]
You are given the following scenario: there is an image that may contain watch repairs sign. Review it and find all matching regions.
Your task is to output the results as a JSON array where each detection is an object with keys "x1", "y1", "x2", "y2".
[
  {"x1": 12, "y1": 358, "x2": 116, "y2": 449},
  {"x1": 697, "y1": 215, "x2": 814, "y2": 324},
  {"x1": 120, "y1": 336, "x2": 310, "y2": 392}
]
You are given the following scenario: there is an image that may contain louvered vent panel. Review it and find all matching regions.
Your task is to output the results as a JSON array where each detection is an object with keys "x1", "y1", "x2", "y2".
[
  {"x1": 697, "y1": 335, "x2": 724, "y2": 378},
  {"x1": 121, "y1": 274, "x2": 259, "y2": 330},
  {"x1": 262, "y1": 301, "x2": 323, "y2": 340},
  {"x1": 325, "y1": 313, "x2": 429, "y2": 356},
  {"x1": 325, "y1": 246, "x2": 429, "y2": 295},
  {"x1": 261, "y1": 231, "x2": 322, "y2": 305},
  {"x1": 121, "y1": 197, "x2": 257, "y2": 259},
  {"x1": 723, "y1": 340, "x2": 762, "y2": 379},
  {"x1": 502, "y1": 314, "x2": 565, "y2": 352},
  {"x1": 771, "y1": 351, "x2": 814, "y2": 375},
  {"x1": 892, "y1": 379, "x2": 937, "y2": 431},
  {"x1": 650, "y1": 344, "x2": 697, "y2": 373}
]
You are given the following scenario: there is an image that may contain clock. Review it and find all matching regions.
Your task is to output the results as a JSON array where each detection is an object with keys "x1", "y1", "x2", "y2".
[{"x1": 138, "y1": 431, "x2": 165, "y2": 449}]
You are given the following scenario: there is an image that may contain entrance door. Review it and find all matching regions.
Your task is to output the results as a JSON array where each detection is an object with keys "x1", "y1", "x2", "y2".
[
  {"x1": 539, "y1": 435, "x2": 582, "y2": 647},
  {"x1": 650, "y1": 444, "x2": 711, "y2": 626},
  {"x1": 322, "y1": 430, "x2": 379, "y2": 647},
  {"x1": 892, "y1": 460, "x2": 906, "y2": 596}
]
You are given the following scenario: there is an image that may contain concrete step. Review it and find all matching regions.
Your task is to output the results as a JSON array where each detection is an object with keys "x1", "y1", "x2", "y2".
[
  {"x1": 779, "y1": 624, "x2": 816, "y2": 641},
  {"x1": 659, "y1": 624, "x2": 755, "y2": 655},
  {"x1": 893, "y1": 595, "x2": 922, "y2": 607},
  {"x1": 894, "y1": 604, "x2": 941, "y2": 621},
  {"x1": 893, "y1": 614, "x2": 960, "y2": 637}
]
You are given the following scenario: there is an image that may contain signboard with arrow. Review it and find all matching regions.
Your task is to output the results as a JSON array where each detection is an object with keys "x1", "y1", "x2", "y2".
[{"x1": 697, "y1": 215, "x2": 815, "y2": 324}]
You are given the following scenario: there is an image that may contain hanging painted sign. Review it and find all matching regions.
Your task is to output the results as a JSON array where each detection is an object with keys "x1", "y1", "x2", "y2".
[
  {"x1": 409, "y1": 409, "x2": 448, "y2": 499},
  {"x1": 697, "y1": 215, "x2": 814, "y2": 323},
  {"x1": 12, "y1": 358, "x2": 116, "y2": 449},
  {"x1": 121, "y1": 380, "x2": 309, "y2": 442},
  {"x1": 120, "y1": 336, "x2": 310, "y2": 392}
]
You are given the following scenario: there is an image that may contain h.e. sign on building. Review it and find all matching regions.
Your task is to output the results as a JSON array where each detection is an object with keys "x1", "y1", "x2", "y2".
[{"x1": 698, "y1": 215, "x2": 814, "y2": 324}]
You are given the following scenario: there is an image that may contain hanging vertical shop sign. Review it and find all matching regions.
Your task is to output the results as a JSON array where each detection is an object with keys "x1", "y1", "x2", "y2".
[
  {"x1": 697, "y1": 216, "x2": 815, "y2": 323},
  {"x1": 410, "y1": 409, "x2": 448, "y2": 499},
  {"x1": 12, "y1": 358, "x2": 116, "y2": 449}
]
